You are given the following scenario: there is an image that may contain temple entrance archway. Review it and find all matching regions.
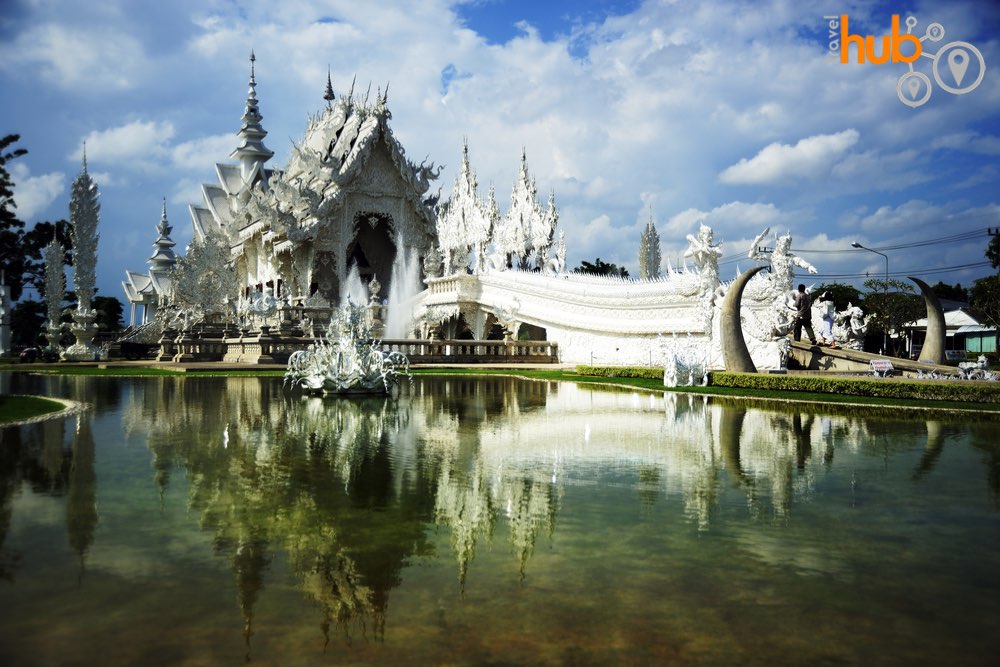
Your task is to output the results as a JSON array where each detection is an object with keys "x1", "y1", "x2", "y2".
[{"x1": 347, "y1": 211, "x2": 396, "y2": 301}]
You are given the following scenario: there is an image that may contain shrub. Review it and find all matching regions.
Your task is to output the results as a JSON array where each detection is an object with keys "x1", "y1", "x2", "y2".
[{"x1": 574, "y1": 366, "x2": 1000, "y2": 404}]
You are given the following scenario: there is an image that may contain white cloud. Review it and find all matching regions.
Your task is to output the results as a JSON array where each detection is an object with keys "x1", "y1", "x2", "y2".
[
  {"x1": 73, "y1": 120, "x2": 176, "y2": 167},
  {"x1": 0, "y1": 23, "x2": 147, "y2": 91},
  {"x1": 1, "y1": 0, "x2": 997, "y2": 295},
  {"x1": 171, "y1": 179, "x2": 207, "y2": 209},
  {"x1": 931, "y1": 132, "x2": 1000, "y2": 156},
  {"x1": 9, "y1": 163, "x2": 65, "y2": 221},
  {"x1": 664, "y1": 201, "x2": 794, "y2": 238},
  {"x1": 171, "y1": 134, "x2": 236, "y2": 171},
  {"x1": 846, "y1": 200, "x2": 954, "y2": 234},
  {"x1": 719, "y1": 130, "x2": 861, "y2": 185}
]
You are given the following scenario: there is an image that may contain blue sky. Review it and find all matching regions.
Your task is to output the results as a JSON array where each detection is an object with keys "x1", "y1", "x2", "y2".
[{"x1": 1, "y1": 0, "x2": 998, "y2": 302}]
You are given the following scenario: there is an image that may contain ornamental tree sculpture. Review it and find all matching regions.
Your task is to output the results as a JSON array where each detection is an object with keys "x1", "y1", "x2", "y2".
[
  {"x1": 639, "y1": 215, "x2": 661, "y2": 280},
  {"x1": 63, "y1": 154, "x2": 101, "y2": 360},
  {"x1": 43, "y1": 237, "x2": 65, "y2": 353}
]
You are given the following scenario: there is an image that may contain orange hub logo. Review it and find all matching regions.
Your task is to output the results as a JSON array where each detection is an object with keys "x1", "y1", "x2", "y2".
[{"x1": 825, "y1": 14, "x2": 986, "y2": 107}]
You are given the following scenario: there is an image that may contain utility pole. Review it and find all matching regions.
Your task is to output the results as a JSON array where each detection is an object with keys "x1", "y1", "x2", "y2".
[{"x1": 989, "y1": 227, "x2": 1000, "y2": 277}]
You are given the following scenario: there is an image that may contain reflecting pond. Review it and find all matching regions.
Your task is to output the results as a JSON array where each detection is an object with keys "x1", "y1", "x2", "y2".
[{"x1": 1, "y1": 373, "x2": 999, "y2": 666}]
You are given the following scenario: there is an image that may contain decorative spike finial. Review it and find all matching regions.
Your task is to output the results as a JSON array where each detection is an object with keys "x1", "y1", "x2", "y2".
[
  {"x1": 250, "y1": 50, "x2": 256, "y2": 83},
  {"x1": 323, "y1": 66, "x2": 335, "y2": 103}
]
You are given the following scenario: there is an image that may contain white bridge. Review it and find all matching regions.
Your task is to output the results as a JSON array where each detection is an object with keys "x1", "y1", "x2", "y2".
[{"x1": 418, "y1": 269, "x2": 725, "y2": 368}]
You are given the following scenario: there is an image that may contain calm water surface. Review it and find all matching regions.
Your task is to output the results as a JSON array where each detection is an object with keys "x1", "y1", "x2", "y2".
[{"x1": 1, "y1": 373, "x2": 999, "y2": 666}]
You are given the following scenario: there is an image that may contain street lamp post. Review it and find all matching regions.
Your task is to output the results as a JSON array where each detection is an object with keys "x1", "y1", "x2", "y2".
[{"x1": 852, "y1": 242, "x2": 889, "y2": 354}]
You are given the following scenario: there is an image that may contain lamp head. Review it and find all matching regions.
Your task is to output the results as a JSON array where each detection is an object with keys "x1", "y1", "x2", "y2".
[{"x1": 851, "y1": 242, "x2": 863, "y2": 249}]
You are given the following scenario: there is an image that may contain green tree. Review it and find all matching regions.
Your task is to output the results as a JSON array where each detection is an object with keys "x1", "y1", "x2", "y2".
[
  {"x1": 930, "y1": 281, "x2": 968, "y2": 303},
  {"x1": 0, "y1": 134, "x2": 28, "y2": 301},
  {"x1": 10, "y1": 299, "x2": 45, "y2": 348},
  {"x1": 986, "y1": 234, "x2": 1000, "y2": 269},
  {"x1": 970, "y1": 275, "x2": 1000, "y2": 355},
  {"x1": 814, "y1": 283, "x2": 864, "y2": 311},
  {"x1": 862, "y1": 277, "x2": 924, "y2": 357},
  {"x1": 573, "y1": 257, "x2": 630, "y2": 278},
  {"x1": 93, "y1": 295, "x2": 123, "y2": 333}
]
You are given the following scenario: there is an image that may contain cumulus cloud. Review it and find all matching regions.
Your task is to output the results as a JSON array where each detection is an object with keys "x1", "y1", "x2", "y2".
[
  {"x1": 664, "y1": 201, "x2": 795, "y2": 238},
  {"x1": 72, "y1": 120, "x2": 176, "y2": 167},
  {"x1": 8, "y1": 164, "x2": 66, "y2": 221},
  {"x1": 1, "y1": 0, "x2": 996, "y2": 295},
  {"x1": 171, "y1": 134, "x2": 236, "y2": 171},
  {"x1": 718, "y1": 130, "x2": 860, "y2": 185},
  {"x1": 845, "y1": 199, "x2": 954, "y2": 234},
  {"x1": 0, "y1": 23, "x2": 148, "y2": 91}
]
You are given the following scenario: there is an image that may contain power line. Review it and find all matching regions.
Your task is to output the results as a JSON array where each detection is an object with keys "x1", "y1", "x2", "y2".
[
  {"x1": 716, "y1": 227, "x2": 991, "y2": 266},
  {"x1": 796, "y1": 230, "x2": 986, "y2": 253},
  {"x1": 811, "y1": 260, "x2": 992, "y2": 280}
]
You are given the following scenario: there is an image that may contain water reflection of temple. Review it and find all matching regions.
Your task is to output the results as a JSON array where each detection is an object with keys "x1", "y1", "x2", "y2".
[{"x1": 58, "y1": 374, "x2": 1000, "y2": 649}]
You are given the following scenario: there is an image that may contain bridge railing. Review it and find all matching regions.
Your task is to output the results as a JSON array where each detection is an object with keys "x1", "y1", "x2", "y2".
[
  {"x1": 375, "y1": 339, "x2": 559, "y2": 364},
  {"x1": 144, "y1": 330, "x2": 560, "y2": 365}
]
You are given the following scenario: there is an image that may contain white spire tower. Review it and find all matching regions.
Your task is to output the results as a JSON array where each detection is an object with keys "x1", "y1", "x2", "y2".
[{"x1": 230, "y1": 51, "x2": 274, "y2": 187}]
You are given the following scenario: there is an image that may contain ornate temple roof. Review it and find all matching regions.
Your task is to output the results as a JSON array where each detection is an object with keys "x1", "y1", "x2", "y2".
[{"x1": 187, "y1": 58, "x2": 440, "y2": 250}]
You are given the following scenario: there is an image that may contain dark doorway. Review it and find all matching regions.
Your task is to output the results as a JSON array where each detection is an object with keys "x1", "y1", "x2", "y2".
[{"x1": 348, "y1": 211, "x2": 396, "y2": 301}]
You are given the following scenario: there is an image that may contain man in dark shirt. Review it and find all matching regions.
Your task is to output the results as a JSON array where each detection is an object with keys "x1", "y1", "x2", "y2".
[{"x1": 791, "y1": 284, "x2": 817, "y2": 344}]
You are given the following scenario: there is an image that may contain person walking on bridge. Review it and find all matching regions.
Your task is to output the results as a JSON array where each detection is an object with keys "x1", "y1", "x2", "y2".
[{"x1": 791, "y1": 284, "x2": 817, "y2": 345}]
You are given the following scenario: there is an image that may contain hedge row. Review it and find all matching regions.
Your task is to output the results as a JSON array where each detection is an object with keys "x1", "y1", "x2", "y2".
[
  {"x1": 709, "y1": 372, "x2": 1000, "y2": 403},
  {"x1": 575, "y1": 365, "x2": 664, "y2": 380},
  {"x1": 576, "y1": 366, "x2": 1000, "y2": 404}
]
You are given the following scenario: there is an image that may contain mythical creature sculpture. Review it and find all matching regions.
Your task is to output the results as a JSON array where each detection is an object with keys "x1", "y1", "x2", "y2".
[
  {"x1": 833, "y1": 303, "x2": 869, "y2": 350},
  {"x1": 660, "y1": 333, "x2": 708, "y2": 387},
  {"x1": 284, "y1": 300, "x2": 409, "y2": 394},
  {"x1": 238, "y1": 287, "x2": 278, "y2": 328},
  {"x1": 422, "y1": 244, "x2": 443, "y2": 280},
  {"x1": 685, "y1": 224, "x2": 723, "y2": 330},
  {"x1": 415, "y1": 158, "x2": 444, "y2": 194},
  {"x1": 749, "y1": 227, "x2": 817, "y2": 299},
  {"x1": 685, "y1": 224, "x2": 722, "y2": 296}
]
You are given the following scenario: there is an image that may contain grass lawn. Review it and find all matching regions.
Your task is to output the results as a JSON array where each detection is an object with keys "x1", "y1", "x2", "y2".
[{"x1": 0, "y1": 395, "x2": 68, "y2": 424}]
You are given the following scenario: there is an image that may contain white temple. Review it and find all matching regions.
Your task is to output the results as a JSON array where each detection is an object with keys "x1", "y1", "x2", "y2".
[
  {"x1": 122, "y1": 199, "x2": 176, "y2": 326},
  {"x1": 122, "y1": 54, "x2": 811, "y2": 371}
]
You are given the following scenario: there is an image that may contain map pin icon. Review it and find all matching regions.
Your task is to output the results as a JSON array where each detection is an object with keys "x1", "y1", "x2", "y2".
[
  {"x1": 907, "y1": 78, "x2": 920, "y2": 99},
  {"x1": 948, "y1": 49, "x2": 969, "y2": 86}
]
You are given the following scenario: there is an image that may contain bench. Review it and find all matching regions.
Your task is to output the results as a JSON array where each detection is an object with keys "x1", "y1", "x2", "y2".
[{"x1": 870, "y1": 359, "x2": 894, "y2": 377}]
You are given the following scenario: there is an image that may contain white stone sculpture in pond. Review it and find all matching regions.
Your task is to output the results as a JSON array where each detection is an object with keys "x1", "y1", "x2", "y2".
[{"x1": 285, "y1": 300, "x2": 410, "y2": 394}]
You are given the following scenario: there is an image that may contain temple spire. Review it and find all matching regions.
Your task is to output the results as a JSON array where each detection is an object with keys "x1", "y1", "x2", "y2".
[
  {"x1": 148, "y1": 198, "x2": 177, "y2": 272},
  {"x1": 230, "y1": 50, "x2": 274, "y2": 183},
  {"x1": 323, "y1": 67, "x2": 335, "y2": 105}
]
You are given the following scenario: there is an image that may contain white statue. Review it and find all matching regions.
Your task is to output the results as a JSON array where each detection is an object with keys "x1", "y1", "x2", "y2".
[
  {"x1": 833, "y1": 303, "x2": 869, "y2": 350},
  {"x1": 750, "y1": 227, "x2": 817, "y2": 298},
  {"x1": 685, "y1": 224, "x2": 723, "y2": 301}
]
